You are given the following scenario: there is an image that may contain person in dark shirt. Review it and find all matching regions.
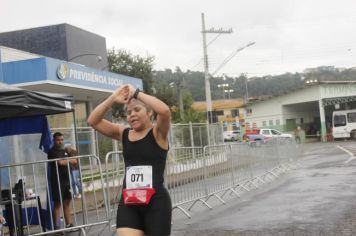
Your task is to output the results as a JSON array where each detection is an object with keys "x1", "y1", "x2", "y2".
[
  {"x1": 88, "y1": 84, "x2": 172, "y2": 236},
  {"x1": 48, "y1": 132, "x2": 77, "y2": 229}
]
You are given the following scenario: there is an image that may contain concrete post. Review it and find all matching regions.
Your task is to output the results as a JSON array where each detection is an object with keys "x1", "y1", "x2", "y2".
[
  {"x1": 87, "y1": 102, "x2": 98, "y2": 155},
  {"x1": 318, "y1": 99, "x2": 327, "y2": 142},
  {"x1": 189, "y1": 122, "x2": 195, "y2": 159}
]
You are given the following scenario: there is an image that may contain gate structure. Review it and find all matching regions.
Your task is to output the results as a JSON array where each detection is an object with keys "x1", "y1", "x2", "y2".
[{"x1": 0, "y1": 155, "x2": 108, "y2": 236}]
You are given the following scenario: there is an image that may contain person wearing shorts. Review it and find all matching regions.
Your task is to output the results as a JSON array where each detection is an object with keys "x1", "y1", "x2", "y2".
[
  {"x1": 48, "y1": 132, "x2": 77, "y2": 229},
  {"x1": 88, "y1": 84, "x2": 172, "y2": 236}
]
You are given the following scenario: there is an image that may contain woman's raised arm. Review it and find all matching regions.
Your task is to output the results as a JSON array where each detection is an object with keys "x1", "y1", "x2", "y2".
[{"x1": 87, "y1": 85, "x2": 130, "y2": 140}]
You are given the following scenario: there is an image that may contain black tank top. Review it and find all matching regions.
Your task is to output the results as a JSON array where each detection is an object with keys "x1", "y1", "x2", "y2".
[{"x1": 122, "y1": 128, "x2": 168, "y2": 190}]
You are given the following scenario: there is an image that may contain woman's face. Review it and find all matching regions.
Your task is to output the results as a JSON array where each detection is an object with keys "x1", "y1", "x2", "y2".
[{"x1": 126, "y1": 100, "x2": 151, "y2": 130}]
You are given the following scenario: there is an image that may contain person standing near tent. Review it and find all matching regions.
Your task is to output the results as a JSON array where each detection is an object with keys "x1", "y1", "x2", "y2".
[
  {"x1": 48, "y1": 132, "x2": 77, "y2": 229},
  {"x1": 88, "y1": 84, "x2": 172, "y2": 236},
  {"x1": 65, "y1": 146, "x2": 82, "y2": 199},
  {"x1": 0, "y1": 206, "x2": 5, "y2": 235}
]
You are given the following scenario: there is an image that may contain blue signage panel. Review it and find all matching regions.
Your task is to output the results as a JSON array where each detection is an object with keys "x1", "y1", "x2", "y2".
[
  {"x1": 0, "y1": 55, "x2": 3, "y2": 83},
  {"x1": 3, "y1": 57, "x2": 143, "y2": 91},
  {"x1": 3, "y1": 58, "x2": 47, "y2": 84}
]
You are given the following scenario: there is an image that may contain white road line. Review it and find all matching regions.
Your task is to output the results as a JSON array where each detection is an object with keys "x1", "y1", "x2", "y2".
[{"x1": 336, "y1": 145, "x2": 356, "y2": 164}]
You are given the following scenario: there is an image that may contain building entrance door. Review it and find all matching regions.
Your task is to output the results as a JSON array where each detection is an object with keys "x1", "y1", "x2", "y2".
[{"x1": 285, "y1": 118, "x2": 296, "y2": 131}]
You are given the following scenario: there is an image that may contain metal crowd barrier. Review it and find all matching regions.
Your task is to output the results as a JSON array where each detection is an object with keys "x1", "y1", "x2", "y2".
[
  {"x1": 165, "y1": 147, "x2": 206, "y2": 217},
  {"x1": 167, "y1": 139, "x2": 299, "y2": 218},
  {"x1": 103, "y1": 140, "x2": 299, "y2": 222},
  {"x1": 0, "y1": 155, "x2": 108, "y2": 236},
  {"x1": 105, "y1": 151, "x2": 124, "y2": 229}
]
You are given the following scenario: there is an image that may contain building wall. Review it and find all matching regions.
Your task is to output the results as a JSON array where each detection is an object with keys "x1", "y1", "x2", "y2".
[
  {"x1": 64, "y1": 24, "x2": 108, "y2": 70},
  {"x1": 246, "y1": 99, "x2": 283, "y2": 128},
  {"x1": 320, "y1": 83, "x2": 356, "y2": 98},
  {"x1": 0, "y1": 46, "x2": 40, "y2": 62},
  {"x1": 283, "y1": 111, "x2": 319, "y2": 124},
  {"x1": 278, "y1": 86, "x2": 321, "y2": 105},
  {"x1": 0, "y1": 24, "x2": 68, "y2": 59},
  {"x1": 0, "y1": 24, "x2": 108, "y2": 70},
  {"x1": 246, "y1": 86, "x2": 322, "y2": 130}
]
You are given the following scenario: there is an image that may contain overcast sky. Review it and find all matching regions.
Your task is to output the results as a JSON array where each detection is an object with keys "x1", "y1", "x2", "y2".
[{"x1": 3, "y1": 0, "x2": 356, "y2": 77}]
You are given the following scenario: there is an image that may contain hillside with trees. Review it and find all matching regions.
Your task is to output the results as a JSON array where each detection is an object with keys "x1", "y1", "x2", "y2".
[
  {"x1": 106, "y1": 47, "x2": 356, "y2": 122},
  {"x1": 153, "y1": 66, "x2": 356, "y2": 101}
]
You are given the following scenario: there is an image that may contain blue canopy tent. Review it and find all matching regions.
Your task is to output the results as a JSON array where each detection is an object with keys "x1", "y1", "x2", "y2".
[{"x1": 0, "y1": 82, "x2": 76, "y2": 233}]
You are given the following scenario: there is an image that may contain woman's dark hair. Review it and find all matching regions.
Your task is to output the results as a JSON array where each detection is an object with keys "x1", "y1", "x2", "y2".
[{"x1": 125, "y1": 98, "x2": 152, "y2": 113}]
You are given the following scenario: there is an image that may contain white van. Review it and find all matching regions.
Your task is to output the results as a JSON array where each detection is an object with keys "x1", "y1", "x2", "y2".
[{"x1": 332, "y1": 109, "x2": 356, "y2": 139}]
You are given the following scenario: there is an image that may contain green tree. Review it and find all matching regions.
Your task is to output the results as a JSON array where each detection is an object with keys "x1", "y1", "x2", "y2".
[
  {"x1": 107, "y1": 48, "x2": 155, "y2": 94},
  {"x1": 154, "y1": 84, "x2": 177, "y2": 108},
  {"x1": 107, "y1": 48, "x2": 155, "y2": 118},
  {"x1": 171, "y1": 90, "x2": 205, "y2": 123}
]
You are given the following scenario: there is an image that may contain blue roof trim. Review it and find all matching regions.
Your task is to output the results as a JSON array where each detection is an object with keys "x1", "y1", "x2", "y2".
[{"x1": 2, "y1": 57, "x2": 143, "y2": 91}]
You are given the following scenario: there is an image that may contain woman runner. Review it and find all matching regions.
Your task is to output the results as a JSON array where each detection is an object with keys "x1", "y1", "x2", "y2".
[{"x1": 88, "y1": 84, "x2": 172, "y2": 236}]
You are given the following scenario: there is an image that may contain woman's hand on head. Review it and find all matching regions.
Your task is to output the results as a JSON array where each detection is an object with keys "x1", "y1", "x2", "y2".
[
  {"x1": 112, "y1": 85, "x2": 130, "y2": 104},
  {"x1": 126, "y1": 84, "x2": 137, "y2": 99}
]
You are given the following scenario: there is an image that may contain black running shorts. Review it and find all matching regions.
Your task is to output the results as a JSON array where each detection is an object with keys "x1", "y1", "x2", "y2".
[{"x1": 116, "y1": 188, "x2": 172, "y2": 236}]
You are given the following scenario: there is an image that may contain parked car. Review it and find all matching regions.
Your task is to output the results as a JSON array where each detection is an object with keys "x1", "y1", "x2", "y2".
[
  {"x1": 259, "y1": 128, "x2": 293, "y2": 139},
  {"x1": 223, "y1": 130, "x2": 240, "y2": 141}
]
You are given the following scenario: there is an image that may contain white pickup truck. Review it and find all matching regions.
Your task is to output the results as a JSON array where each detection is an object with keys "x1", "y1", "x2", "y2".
[
  {"x1": 245, "y1": 128, "x2": 293, "y2": 141},
  {"x1": 259, "y1": 128, "x2": 293, "y2": 139}
]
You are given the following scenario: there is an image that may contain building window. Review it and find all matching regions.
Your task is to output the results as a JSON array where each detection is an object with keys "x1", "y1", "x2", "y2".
[
  {"x1": 231, "y1": 109, "x2": 239, "y2": 117},
  {"x1": 269, "y1": 120, "x2": 273, "y2": 126},
  {"x1": 262, "y1": 129, "x2": 270, "y2": 135},
  {"x1": 276, "y1": 119, "x2": 280, "y2": 125},
  {"x1": 262, "y1": 121, "x2": 267, "y2": 126},
  {"x1": 347, "y1": 112, "x2": 356, "y2": 122},
  {"x1": 300, "y1": 118, "x2": 304, "y2": 124},
  {"x1": 214, "y1": 110, "x2": 224, "y2": 116},
  {"x1": 246, "y1": 108, "x2": 252, "y2": 114}
]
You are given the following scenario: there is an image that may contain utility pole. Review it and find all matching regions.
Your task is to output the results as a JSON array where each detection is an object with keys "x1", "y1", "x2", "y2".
[
  {"x1": 169, "y1": 74, "x2": 184, "y2": 120},
  {"x1": 243, "y1": 73, "x2": 249, "y2": 103},
  {"x1": 177, "y1": 74, "x2": 184, "y2": 120},
  {"x1": 178, "y1": 85, "x2": 184, "y2": 120},
  {"x1": 201, "y1": 13, "x2": 232, "y2": 123}
]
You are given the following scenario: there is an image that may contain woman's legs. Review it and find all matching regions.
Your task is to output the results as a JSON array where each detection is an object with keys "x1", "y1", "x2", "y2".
[
  {"x1": 70, "y1": 170, "x2": 82, "y2": 196},
  {"x1": 70, "y1": 170, "x2": 78, "y2": 195},
  {"x1": 73, "y1": 170, "x2": 82, "y2": 193},
  {"x1": 117, "y1": 227, "x2": 144, "y2": 236}
]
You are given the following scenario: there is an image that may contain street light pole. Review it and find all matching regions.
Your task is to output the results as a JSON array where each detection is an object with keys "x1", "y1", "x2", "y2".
[
  {"x1": 178, "y1": 85, "x2": 184, "y2": 120},
  {"x1": 68, "y1": 53, "x2": 102, "y2": 62},
  {"x1": 224, "y1": 89, "x2": 234, "y2": 99},
  {"x1": 211, "y1": 42, "x2": 256, "y2": 76},
  {"x1": 217, "y1": 83, "x2": 229, "y2": 99},
  {"x1": 241, "y1": 73, "x2": 249, "y2": 102}
]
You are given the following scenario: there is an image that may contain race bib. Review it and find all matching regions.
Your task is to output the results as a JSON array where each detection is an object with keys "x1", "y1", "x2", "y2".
[{"x1": 126, "y1": 165, "x2": 152, "y2": 189}]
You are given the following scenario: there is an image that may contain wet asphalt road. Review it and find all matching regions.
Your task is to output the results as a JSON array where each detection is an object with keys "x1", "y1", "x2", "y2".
[{"x1": 170, "y1": 141, "x2": 356, "y2": 236}]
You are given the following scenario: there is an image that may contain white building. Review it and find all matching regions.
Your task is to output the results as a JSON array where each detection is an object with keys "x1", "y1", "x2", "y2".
[{"x1": 245, "y1": 81, "x2": 356, "y2": 141}]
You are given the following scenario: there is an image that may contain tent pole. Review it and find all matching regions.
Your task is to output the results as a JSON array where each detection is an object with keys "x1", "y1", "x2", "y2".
[
  {"x1": 72, "y1": 108, "x2": 87, "y2": 226},
  {"x1": 72, "y1": 110, "x2": 80, "y2": 153}
]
